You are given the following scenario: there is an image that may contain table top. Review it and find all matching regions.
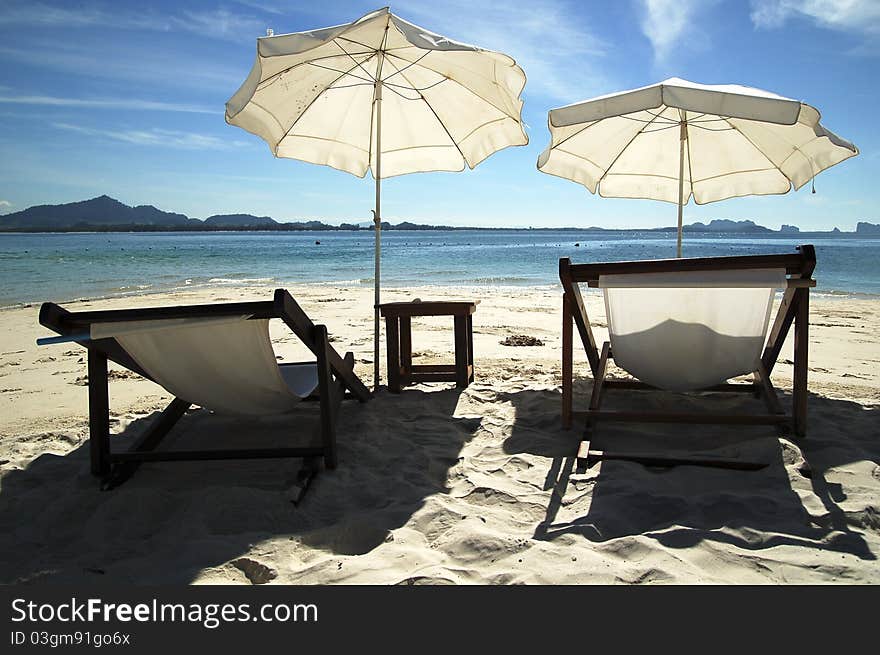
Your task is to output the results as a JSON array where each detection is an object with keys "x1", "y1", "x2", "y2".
[{"x1": 379, "y1": 300, "x2": 479, "y2": 317}]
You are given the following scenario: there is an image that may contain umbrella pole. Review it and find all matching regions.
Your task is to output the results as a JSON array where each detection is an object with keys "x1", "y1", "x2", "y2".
[
  {"x1": 373, "y1": 79, "x2": 383, "y2": 391},
  {"x1": 677, "y1": 120, "x2": 686, "y2": 258}
]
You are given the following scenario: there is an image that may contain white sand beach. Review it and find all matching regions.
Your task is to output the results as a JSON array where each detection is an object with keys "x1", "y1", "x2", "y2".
[{"x1": 1, "y1": 283, "x2": 878, "y2": 584}]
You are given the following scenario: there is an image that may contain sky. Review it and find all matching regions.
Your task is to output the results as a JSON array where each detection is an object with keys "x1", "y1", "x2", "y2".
[{"x1": 0, "y1": 0, "x2": 877, "y2": 230}]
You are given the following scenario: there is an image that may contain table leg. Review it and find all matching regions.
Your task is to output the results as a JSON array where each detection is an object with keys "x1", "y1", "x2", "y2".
[
  {"x1": 466, "y1": 314, "x2": 474, "y2": 383},
  {"x1": 400, "y1": 316, "x2": 412, "y2": 388},
  {"x1": 454, "y1": 315, "x2": 469, "y2": 388},
  {"x1": 385, "y1": 316, "x2": 401, "y2": 393}
]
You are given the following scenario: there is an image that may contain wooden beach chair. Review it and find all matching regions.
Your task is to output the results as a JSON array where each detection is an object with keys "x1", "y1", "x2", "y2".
[
  {"x1": 559, "y1": 245, "x2": 816, "y2": 469},
  {"x1": 38, "y1": 289, "x2": 371, "y2": 489}
]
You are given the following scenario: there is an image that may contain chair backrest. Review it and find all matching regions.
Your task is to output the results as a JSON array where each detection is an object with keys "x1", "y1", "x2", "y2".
[
  {"x1": 91, "y1": 316, "x2": 313, "y2": 415},
  {"x1": 598, "y1": 268, "x2": 786, "y2": 391}
]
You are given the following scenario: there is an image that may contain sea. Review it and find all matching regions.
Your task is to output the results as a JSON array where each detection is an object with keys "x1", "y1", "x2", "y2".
[{"x1": 1, "y1": 230, "x2": 878, "y2": 308}]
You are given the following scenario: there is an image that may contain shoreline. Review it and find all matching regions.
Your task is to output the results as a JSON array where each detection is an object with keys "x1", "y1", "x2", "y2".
[{"x1": 3, "y1": 279, "x2": 877, "y2": 313}]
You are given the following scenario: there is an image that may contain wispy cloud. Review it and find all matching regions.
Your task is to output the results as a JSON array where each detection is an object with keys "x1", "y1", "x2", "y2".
[
  {"x1": 0, "y1": 1, "x2": 267, "y2": 42},
  {"x1": 0, "y1": 40, "x2": 244, "y2": 92},
  {"x1": 638, "y1": 0, "x2": 707, "y2": 64},
  {"x1": 234, "y1": 1, "x2": 285, "y2": 15},
  {"x1": 170, "y1": 8, "x2": 267, "y2": 41},
  {"x1": 0, "y1": 200, "x2": 12, "y2": 212},
  {"x1": 750, "y1": 0, "x2": 880, "y2": 33},
  {"x1": 393, "y1": 0, "x2": 609, "y2": 103},
  {"x1": 0, "y1": 94, "x2": 216, "y2": 114},
  {"x1": 0, "y1": 1, "x2": 163, "y2": 30},
  {"x1": 751, "y1": 1, "x2": 880, "y2": 55},
  {"x1": 52, "y1": 123, "x2": 250, "y2": 150}
]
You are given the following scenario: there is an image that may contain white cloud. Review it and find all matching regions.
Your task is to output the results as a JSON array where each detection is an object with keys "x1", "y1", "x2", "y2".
[
  {"x1": 234, "y1": 1, "x2": 285, "y2": 15},
  {"x1": 0, "y1": 1, "x2": 267, "y2": 42},
  {"x1": 169, "y1": 8, "x2": 266, "y2": 41},
  {"x1": 750, "y1": 0, "x2": 880, "y2": 34},
  {"x1": 0, "y1": 41, "x2": 244, "y2": 92},
  {"x1": 0, "y1": 95, "x2": 216, "y2": 114},
  {"x1": 52, "y1": 123, "x2": 251, "y2": 150},
  {"x1": 0, "y1": 200, "x2": 12, "y2": 210},
  {"x1": 638, "y1": 0, "x2": 705, "y2": 63},
  {"x1": 392, "y1": 0, "x2": 609, "y2": 103}
]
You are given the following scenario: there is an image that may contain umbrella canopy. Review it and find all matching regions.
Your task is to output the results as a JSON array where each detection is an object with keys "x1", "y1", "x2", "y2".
[
  {"x1": 537, "y1": 77, "x2": 858, "y2": 256},
  {"x1": 226, "y1": 7, "x2": 528, "y2": 388}
]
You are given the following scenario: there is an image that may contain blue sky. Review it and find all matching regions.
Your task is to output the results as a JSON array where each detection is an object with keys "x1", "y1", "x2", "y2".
[{"x1": 0, "y1": 0, "x2": 876, "y2": 229}]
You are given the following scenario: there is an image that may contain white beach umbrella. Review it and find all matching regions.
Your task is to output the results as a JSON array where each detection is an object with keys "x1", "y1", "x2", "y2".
[
  {"x1": 226, "y1": 7, "x2": 528, "y2": 389},
  {"x1": 537, "y1": 78, "x2": 858, "y2": 257}
]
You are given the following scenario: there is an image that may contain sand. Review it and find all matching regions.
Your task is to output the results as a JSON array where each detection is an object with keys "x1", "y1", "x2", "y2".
[{"x1": 0, "y1": 283, "x2": 878, "y2": 584}]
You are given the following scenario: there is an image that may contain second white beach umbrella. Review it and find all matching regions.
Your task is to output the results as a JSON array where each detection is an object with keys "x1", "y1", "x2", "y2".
[
  {"x1": 537, "y1": 77, "x2": 858, "y2": 257},
  {"x1": 226, "y1": 7, "x2": 528, "y2": 389}
]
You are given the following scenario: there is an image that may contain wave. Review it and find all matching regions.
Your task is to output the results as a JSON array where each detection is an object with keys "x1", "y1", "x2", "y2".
[{"x1": 207, "y1": 277, "x2": 276, "y2": 284}]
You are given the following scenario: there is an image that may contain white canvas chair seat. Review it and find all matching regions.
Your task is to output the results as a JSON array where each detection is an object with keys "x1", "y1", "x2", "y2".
[
  {"x1": 91, "y1": 316, "x2": 318, "y2": 416},
  {"x1": 598, "y1": 268, "x2": 786, "y2": 391}
]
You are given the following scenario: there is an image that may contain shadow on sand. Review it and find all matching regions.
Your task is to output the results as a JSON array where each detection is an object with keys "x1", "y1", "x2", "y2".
[
  {"x1": 501, "y1": 383, "x2": 878, "y2": 562},
  {"x1": 0, "y1": 386, "x2": 481, "y2": 584}
]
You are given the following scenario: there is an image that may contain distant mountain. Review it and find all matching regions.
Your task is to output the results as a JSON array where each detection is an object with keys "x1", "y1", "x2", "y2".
[
  {"x1": 0, "y1": 195, "x2": 868, "y2": 234},
  {"x1": 204, "y1": 214, "x2": 278, "y2": 227},
  {"x1": 681, "y1": 219, "x2": 773, "y2": 233},
  {"x1": 0, "y1": 195, "x2": 192, "y2": 229}
]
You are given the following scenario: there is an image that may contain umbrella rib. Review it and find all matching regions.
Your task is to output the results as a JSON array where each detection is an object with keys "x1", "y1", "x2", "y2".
[
  {"x1": 257, "y1": 51, "x2": 375, "y2": 89},
  {"x1": 552, "y1": 122, "x2": 598, "y2": 149},
  {"x1": 692, "y1": 167, "x2": 780, "y2": 183},
  {"x1": 333, "y1": 39, "x2": 380, "y2": 83},
  {"x1": 595, "y1": 110, "x2": 666, "y2": 191},
  {"x1": 384, "y1": 78, "x2": 447, "y2": 94},
  {"x1": 457, "y1": 116, "x2": 508, "y2": 143},
  {"x1": 278, "y1": 133, "x2": 370, "y2": 153},
  {"x1": 381, "y1": 51, "x2": 431, "y2": 84},
  {"x1": 551, "y1": 109, "x2": 670, "y2": 150},
  {"x1": 686, "y1": 122, "x2": 695, "y2": 204},
  {"x1": 335, "y1": 35, "x2": 411, "y2": 53},
  {"x1": 384, "y1": 56, "x2": 469, "y2": 166},
  {"x1": 247, "y1": 99, "x2": 286, "y2": 133},
  {"x1": 303, "y1": 60, "x2": 375, "y2": 84},
  {"x1": 641, "y1": 123, "x2": 683, "y2": 133},
  {"x1": 723, "y1": 118, "x2": 792, "y2": 186},
  {"x1": 735, "y1": 119, "x2": 826, "y2": 188},
  {"x1": 619, "y1": 112, "x2": 678, "y2": 125},
  {"x1": 554, "y1": 146, "x2": 606, "y2": 174},
  {"x1": 689, "y1": 124, "x2": 735, "y2": 132},
  {"x1": 603, "y1": 172, "x2": 685, "y2": 181},
  {"x1": 383, "y1": 50, "x2": 519, "y2": 121},
  {"x1": 272, "y1": 51, "x2": 379, "y2": 154}
]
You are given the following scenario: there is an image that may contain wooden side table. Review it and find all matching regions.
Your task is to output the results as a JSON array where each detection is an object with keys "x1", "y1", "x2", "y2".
[{"x1": 379, "y1": 301, "x2": 478, "y2": 393}]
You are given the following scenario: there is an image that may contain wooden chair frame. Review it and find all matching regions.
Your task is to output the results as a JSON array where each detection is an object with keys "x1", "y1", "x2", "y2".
[
  {"x1": 559, "y1": 245, "x2": 816, "y2": 469},
  {"x1": 39, "y1": 289, "x2": 371, "y2": 488}
]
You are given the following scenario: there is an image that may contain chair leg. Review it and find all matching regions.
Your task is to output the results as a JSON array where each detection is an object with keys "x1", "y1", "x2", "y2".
[
  {"x1": 314, "y1": 325, "x2": 339, "y2": 468},
  {"x1": 87, "y1": 348, "x2": 111, "y2": 479},
  {"x1": 793, "y1": 288, "x2": 809, "y2": 438},
  {"x1": 103, "y1": 398, "x2": 191, "y2": 489},
  {"x1": 562, "y1": 293, "x2": 573, "y2": 429},
  {"x1": 577, "y1": 342, "x2": 609, "y2": 468}
]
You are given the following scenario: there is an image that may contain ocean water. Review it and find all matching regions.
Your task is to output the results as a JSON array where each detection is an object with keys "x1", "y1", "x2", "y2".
[{"x1": 1, "y1": 230, "x2": 878, "y2": 307}]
